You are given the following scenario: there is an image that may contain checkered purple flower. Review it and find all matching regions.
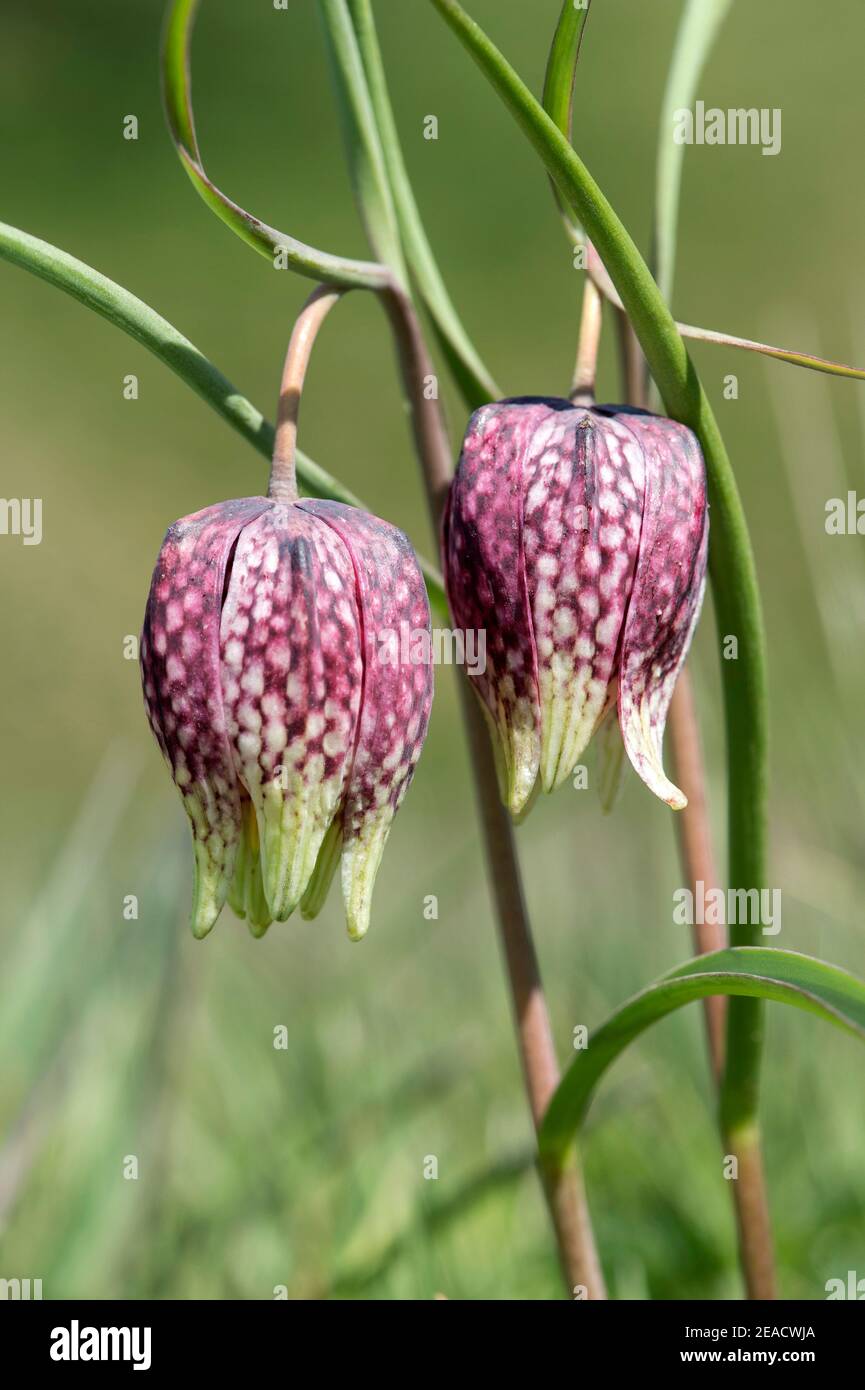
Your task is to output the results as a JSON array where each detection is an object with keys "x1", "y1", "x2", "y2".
[
  {"x1": 141, "y1": 496, "x2": 432, "y2": 941},
  {"x1": 442, "y1": 398, "x2": 708, "y2": 817}
]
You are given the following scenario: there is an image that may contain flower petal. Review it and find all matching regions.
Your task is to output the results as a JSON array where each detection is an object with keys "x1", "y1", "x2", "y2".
[
  {"x1": 616, "y1": 413, "x2": 709, "y2": 809},
  {"x1": 303, "y1": 502, "x2": 433, "y2": 940},
  {"x1": 220, "y1": 504, "x2": 362, "y2": 921},
  {"x1": 521, "y1": 403, "x2": 644, "y2": 793},
  {"x1": 140, "y1": 497, "x2": 268, "y2": 937},
  {"x1": 228, "y1": 794, "x2": 273, "y2": 937},
  {"x1": 444, "y1": 401, "x2": 551, "y2": 815}
]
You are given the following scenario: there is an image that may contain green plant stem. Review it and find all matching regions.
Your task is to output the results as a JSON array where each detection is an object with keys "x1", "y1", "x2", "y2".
[
  {"x1": 542, "y1": 0, "x2": 592, "y2": 244},
  {"x1": 427, "y1": 0, "x2": 769, "y2": 1251},
  {"x1": 317, "y1": 0, "x2": 408, "y2": 281},
  {"x1": 348, "y1": 0, "x2": 500, "y2": 407},
  {"x1": 653, "y1": 0, "x2": 734, "y2": 309}
]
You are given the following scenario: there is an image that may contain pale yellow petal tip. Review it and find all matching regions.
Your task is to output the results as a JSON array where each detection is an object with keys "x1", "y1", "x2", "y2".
[
  {"x1": 640, "y1": 752, "x2": 687, "y2": 810},
  {"x1": 640, "y1": 767, "x2": 688, "y2": 811},
  {"x1": 346, "y1": 912, "x2": 370, "y2": 943},
  {"x1": 509, "y1": 774, "x2": 540, "y2": 823},
  {"x1": 341, "y1": 826, "x2": 391, "y2": 942},
  {"x1": 190, "y1": 906, "x2": 218, "y2": 940},
  {"x1": 343, "y1": 870, "x2": 374, "y2": 940},
  {"x1": 504, "y1": 743, "x2": 541, "y2": 819},
  {"x1": 620, "y1": 711, "x2": 686, "y2": 812},
  {"x1": 344, "y1": 874, "x2": 372, "y2": 940},
  {"x1": 265, "y1": 893, "x2": 300, "y2": 924},
  {"x1": 481, "y1": 695, "x2": 540, "y2": 821},
  {"x1": 189, "y1": 864, "x2": 225, "y2": 939}
]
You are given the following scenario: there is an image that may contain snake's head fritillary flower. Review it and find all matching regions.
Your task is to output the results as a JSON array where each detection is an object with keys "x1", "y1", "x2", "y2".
[
  {"x1": 442, "y1": 398, "x2": 708, "y2": 818},
  {"x1": 140, "y1": 496, "x2": 432, "y2": 942}
]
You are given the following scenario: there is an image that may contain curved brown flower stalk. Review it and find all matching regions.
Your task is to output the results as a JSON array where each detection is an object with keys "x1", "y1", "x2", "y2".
[
  {"x1": 570, "y1": 275, "x2": 603, "y2": 406},
  {"x1": 270, "y1": 285, "x2": 346, "y2": 502}
]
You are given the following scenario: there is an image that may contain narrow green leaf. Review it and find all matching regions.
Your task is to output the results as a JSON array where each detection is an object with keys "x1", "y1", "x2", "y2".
[
  {"x1": 678, "y1": 322, "x2": 865, "y2": 382},
  {"x1": 587, "y1": 250, "x2": 865, "y2": 381},
  {"x1": 162, "y1": 0, "x2": 389, "y2": 289},
  {"x1": 654, "y1": 0, "x2": 734, "y2": 307},
  {"x1": 347, "y1": 0, "x2": 500, "y2": 408},
  {"x1": 427, "y1": 0, "x2": 769, "y2": 1133},
  {"x1": 542, "y1": 0, "x2": 592, "y2": 244},
  {"x1": 317, "y1": 0, "x2": 407, "y2": 282},
  {"x1": 0, "y1": 219, "x2": 447, "y2": 617},
  {"x1": 543, "y1": 0, "x2": 592, "y2": 138},
  {"x1": 540, "y1": 948, "x2": 865, "y2": 1165}
]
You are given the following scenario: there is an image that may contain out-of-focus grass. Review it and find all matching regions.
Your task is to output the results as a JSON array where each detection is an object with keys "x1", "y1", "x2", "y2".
[{"x1": 1, "y1": 0, "x2": 864, "y2": 1299}]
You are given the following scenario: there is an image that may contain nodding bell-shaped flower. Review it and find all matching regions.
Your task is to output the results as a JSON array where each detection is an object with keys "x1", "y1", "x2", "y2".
[
  {"x1": 443, "y1": 398, "x2": 708, "y2": 818},
  {"x1": 141, "y1": 497, "x2": 433, "y2": 942}
]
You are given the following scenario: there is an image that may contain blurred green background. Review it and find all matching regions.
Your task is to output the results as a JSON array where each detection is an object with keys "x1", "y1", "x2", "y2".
[{"x1": 1, "y1": 0, "x2": 864, "y2": 1300}]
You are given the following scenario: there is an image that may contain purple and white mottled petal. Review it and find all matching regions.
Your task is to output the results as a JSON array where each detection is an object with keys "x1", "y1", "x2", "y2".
[
  {"x1": 140, "y1": 497, "x2": 268, "y2": 938},
  {"x1": 220, "y1": 504, "x2": 362, "y2": 920},
  {"x1": 522, "y1": 404, "x2": 644, "y2": 792},
  {"x1": 616, "y1": 414, "x2": 709, "y2": 809},
  {"x1": 444, "y1": 401, "x2": 551, "y2": 815},
  {"x1": 303, "y1": 501, "x2": 433, "y2": 941}
]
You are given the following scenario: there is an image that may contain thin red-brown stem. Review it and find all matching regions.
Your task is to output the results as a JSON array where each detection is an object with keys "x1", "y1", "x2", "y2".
[
  {"x1": 570, "y1": 275, "x2": 603, "y2": 406},
  {"x1": 382, "y1": 280, "x2": 606, "y2": 1298},
  {"x1": 617, "y1": 309, "x2": 775, "y2": 1298},
  {"x1": 269, "y1": 284, "x2": 345, "y2": 502},
  {"x1": 725, "y1": 1129, "x2": 776, "y2": 1300},
  {"x1": 668, "y1": 671, "x2": 726, "y2": 1081},
  {"x1": 618, "y1": 311, "x2": 725, "y2": 1056}
]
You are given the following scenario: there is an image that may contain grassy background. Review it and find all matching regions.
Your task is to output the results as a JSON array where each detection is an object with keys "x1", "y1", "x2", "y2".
[{"x1": 1, "y1": 0, "x2": 864, "y2": 1299}]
